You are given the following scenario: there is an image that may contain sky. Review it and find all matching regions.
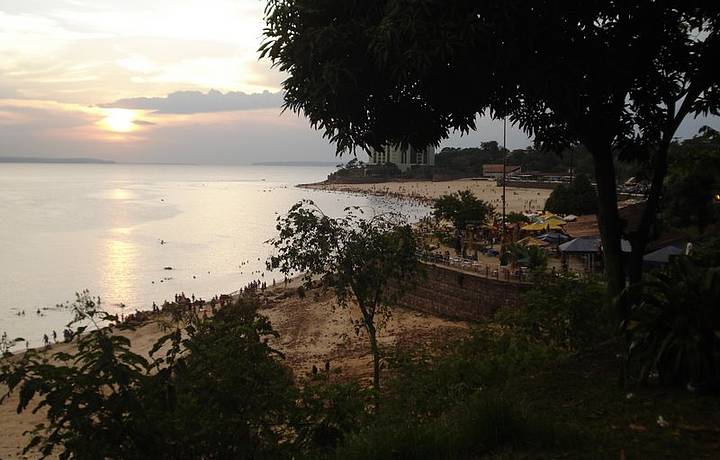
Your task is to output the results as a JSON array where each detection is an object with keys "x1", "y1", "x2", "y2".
[{"x1": 0, "y1": 1, "x2": 717, "y2": 164}]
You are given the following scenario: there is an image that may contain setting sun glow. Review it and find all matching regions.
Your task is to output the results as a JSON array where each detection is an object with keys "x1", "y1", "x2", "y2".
[{"x1": 101, "y1": 109, "x2": 137, "y2": 133}]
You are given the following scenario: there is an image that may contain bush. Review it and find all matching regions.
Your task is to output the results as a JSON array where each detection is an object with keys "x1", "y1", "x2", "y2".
[
  {"x1": 620, "y1": 257, "x2": 720, "y2": 388},
  {"x1": 382, "y1": 329, "x2": 556, "y2": 420},
  {"x1": 0, "y1": 294, "x2": 301, "y2": 459},
  {"x1": 333, "y1": 395, "x2": 571, "y2": 460},
  {"x1": 495, "y1": 273, "x2": 611, "y2": 351}
]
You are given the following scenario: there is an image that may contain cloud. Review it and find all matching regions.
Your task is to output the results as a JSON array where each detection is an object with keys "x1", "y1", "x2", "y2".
[
  {"x1": 102, "y1": 89, "x2": 285, "y2": 114},
  {"x1": 0, "y1": 2, "x2": 283, "y2": 104}
]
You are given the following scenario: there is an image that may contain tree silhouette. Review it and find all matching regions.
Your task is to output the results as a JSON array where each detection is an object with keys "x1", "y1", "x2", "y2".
[{"x1": 261, "y1": 1, "x2": 720, "y2": 317}]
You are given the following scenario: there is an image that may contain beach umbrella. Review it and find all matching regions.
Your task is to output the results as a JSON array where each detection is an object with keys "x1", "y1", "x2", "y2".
[
  {"x1": 537, "y1": 232, "x2": 571, "y2": 244},
  {"x1": 517, "y1": 236, "x2": 549, "y2": 247},
  {"x1": 544, "y1": 216, "x2": 567, "y2": 227},
  {"x1": 521, "y1": 222, "x2": 549, "y2": 231}
]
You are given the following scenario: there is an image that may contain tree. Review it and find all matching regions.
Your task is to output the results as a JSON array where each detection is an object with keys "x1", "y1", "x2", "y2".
[
  {"x1": 0, "y1": 293, "x2": 300, "y2": 459},
  {"x1": 663, "y1": 127, "x2": 720, "y2": 230},
  {"x1": 267, "y1": 200, "x2": 421, "y2": 397},
  {"x1": 506, "y1": 212, "x2": 531, "y2": 225},
  {"x1": 544, "y1": 174, "x2": 598, "y2": 216},
  {"x1": 261, "y1": 1, "x2": 720, "y2": 313},
  {"x1": 433, "y1": 190, "x2": 495, "y2": 232}
]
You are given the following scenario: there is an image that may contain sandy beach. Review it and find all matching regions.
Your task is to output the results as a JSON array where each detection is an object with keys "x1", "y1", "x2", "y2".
[
  {"x1": 0, "y1": 282, "x2": 468, "y2": 459},
  {"x1": 301, "y1": 179, "x2": 552, "y2": 214}
]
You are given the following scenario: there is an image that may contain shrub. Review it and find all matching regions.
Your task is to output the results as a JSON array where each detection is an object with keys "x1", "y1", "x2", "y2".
[
  {"x1": 333, "y1": 395, "x2": 571, "y2": 460},
  {"x1": 620, "y1": 257, "x2": 720, "y2": 388},
  {"x1": 383, "y1": 329, "x2": 556, "y2": 419},
  {"x1": 0, "y1": 294, "x2": 301, "y2": 459},
  {"x1": 495, "y1": 273, "x2": 611, "y2": 351}
]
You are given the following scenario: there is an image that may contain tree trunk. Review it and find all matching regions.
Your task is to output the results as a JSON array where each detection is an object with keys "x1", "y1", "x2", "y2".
[
  {"x1": 628, "y1": 141, "x2": 670, "y2": 284},
  {"x1": 590, "y1": 146, "x2": 626, "y2": 311},
  {"x1": 367, "y1": 322, "x2": 380, "y2": 389}
]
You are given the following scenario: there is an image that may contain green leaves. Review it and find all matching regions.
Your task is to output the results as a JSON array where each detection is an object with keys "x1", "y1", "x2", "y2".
[
  {"x1": 0, "y1": 294, "x2": 303, "y2": 459},
  {"x1": 433, "y1": 190, "x2": 495, "y2": 231},
  {"x1": 268, "y1": 201, "x2": 422, "y2": 391},
  {"x1": 544, "y1": 174, "x2": 597, "y2": 215},
  {"x1": 620, "y1": 257, "x2": 720, "y2": 387}
]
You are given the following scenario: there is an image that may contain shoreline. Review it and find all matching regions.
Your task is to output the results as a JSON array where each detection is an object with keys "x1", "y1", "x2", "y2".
[
  {"x1": 0, "y1": 280, "x2": 468, "y2": 458},
  {"x1": 299, "y1": 178, "x2": 553, "y2": 214}
]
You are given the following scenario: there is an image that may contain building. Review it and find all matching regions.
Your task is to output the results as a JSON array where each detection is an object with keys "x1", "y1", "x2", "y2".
[
  {"x1": 482, "y1": 164, "x2": 521, "y2": 178},
  {"x1": 368, "y1": 144, "x2": 435, "y2": 172}
]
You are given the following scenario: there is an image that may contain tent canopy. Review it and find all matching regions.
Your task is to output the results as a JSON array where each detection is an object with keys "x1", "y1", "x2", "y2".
[
  {"x1": 559, "y1": 237, "x2": 601, "y2": 253},
  {"x1": 643, "y1": 245, "x2": 683, "y2": 264},
  {"x1": 517, "y1": 236, "x2": 549, "y2": 247},
  {"x1": 537, "y1": 232, "x2": 571, "y2": 244},
  {"x1": 522, "y1": 222, "x2": 564, "y2": 231}
]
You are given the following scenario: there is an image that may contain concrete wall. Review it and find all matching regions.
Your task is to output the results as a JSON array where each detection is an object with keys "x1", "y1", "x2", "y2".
[{"x1": 398, "y1": 263, "x2": 529, "y2": 322}]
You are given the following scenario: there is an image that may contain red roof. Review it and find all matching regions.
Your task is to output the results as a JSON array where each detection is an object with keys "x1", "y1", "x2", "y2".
[{"x1": 483, "y1": 164, "x2": 521, "y2": 174}]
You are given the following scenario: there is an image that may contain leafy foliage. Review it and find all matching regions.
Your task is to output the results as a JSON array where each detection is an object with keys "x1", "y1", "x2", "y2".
[
  {"x1": 261, "y1": 0, "x2": 720, "y2": 299},
  {"x1": 691, "y1": 234, "x2": 720, "y2": 268},
  {"x1": 544, "y1": 174, "x2": 597, "y2": 216},
  {"x1": 0, "y1": 293, "x2": 154, "y2": 459},
  {"x1": 293, "y1": 371, "x2": 368, "y2": 452},
  {"x1": 433, "y1": 190, "x2": 495, "y2": 231},
  {"x1": 267, "y1": 200, "x2": 421, "y2": 391},
  {"x1": 506, "y1": 211, "x2": 531, "y2": 225},
  {"x1": 495, "y1": 273, "x2": 611, "y2": 352},
  {"x1": 383, "y1": 329, "x2": 556, "y2": 419},
  {"x1": 503, "y1": 243, "x2": 548, "y2": 271},
  {"x1": 0, "y1": 294, "x2": 304, "y2": 459},
  {"x1": 620, "y1": 257, "x2": 720, "y2": 388},
  {"x1": 664, "y1": 127, "x2": 720, "y2": 230},
  {"x1": 332, "y1": 394, "x2": 567, "y2": 460}
]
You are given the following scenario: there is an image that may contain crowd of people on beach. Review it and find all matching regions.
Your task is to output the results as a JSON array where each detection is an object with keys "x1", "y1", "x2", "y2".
[{"x1": 7, "y1": 274, "x2": 286, "y2": 354}]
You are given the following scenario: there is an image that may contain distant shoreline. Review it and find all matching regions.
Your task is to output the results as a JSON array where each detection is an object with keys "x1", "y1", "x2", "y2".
[
  {"x1": 252, "y1": 161, "x2": 338, "y2": 167},
  {"x1": 0, "y1": 156, "x2": 115, "y2": 165}
]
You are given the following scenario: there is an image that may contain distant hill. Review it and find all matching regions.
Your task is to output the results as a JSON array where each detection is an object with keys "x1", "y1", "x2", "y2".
[
  {"x1": 0, "y1": 156, "x2": 115, "y2": 164},
  {"x1": 252, "y1": 161, "x2": 338, "y2": 167}
]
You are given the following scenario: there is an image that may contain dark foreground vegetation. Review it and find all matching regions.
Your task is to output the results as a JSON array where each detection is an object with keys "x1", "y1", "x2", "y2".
[{"x1": 2, "y1": 233, "x2": 720, "y2": 459}]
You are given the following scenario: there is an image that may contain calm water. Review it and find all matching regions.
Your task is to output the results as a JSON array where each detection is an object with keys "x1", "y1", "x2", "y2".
[{"x1": 0, "y1": 164, "x2": 429, "y2": 345}]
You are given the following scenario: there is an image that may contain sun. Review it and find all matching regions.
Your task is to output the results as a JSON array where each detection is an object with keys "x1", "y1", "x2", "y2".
[{"x1": 100, "y1": 109, "x2": 137, "y2": 133}]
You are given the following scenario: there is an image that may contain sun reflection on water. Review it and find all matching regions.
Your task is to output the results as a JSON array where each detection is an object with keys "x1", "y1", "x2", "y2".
[{"x1": 102, "y1": 239, "x2": 137, "y2": 309}]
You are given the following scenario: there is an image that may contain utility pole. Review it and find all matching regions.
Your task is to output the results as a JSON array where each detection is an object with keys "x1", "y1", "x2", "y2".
[{"x1": 501, "y1": 117, "x2": 507, "y2": 246}]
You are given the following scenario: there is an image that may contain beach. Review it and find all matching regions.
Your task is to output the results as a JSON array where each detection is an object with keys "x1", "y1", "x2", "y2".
[
  {"x1": 0, "y1": 164, "x2": 430, "y2": 344},
  {"x1": 301, "y1": 179, "x2": 553, "y2": 214},
  {"x1": 0, "y1": 281, "x2": 467, "y2": 458}
]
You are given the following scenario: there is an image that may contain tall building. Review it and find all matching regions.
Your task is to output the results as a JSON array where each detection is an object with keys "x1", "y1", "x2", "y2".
[{"x1": 368, "y1": 144, "x2": 435, "y2": 171}]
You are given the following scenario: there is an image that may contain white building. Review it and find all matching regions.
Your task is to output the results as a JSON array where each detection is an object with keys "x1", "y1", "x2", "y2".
[{"x1": 368, "y1": 144, "x2": 435, "y2": 172}]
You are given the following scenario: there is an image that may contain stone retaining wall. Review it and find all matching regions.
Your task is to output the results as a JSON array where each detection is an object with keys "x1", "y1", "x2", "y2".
[{"x1": 399, "y1": 263, "x2": 529, "y2": 322}]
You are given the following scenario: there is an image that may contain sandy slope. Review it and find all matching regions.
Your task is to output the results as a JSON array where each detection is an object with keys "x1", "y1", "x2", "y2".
[{"x1": 0, "y1": 284, "x2": 468, "y2": 458}]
